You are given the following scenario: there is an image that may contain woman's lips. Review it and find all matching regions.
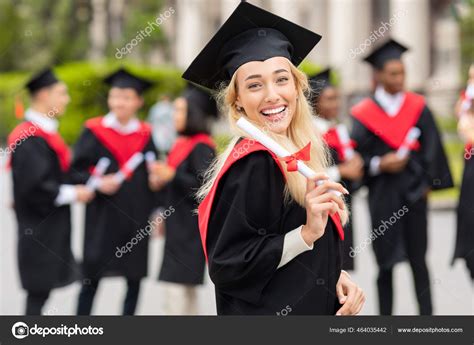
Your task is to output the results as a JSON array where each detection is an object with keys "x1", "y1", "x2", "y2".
[
  {"x1": 260, "y1": 105, "x2": 286, "y2": 116},
  {"x1": 261, "y1": 106, "x2": 288, "y2": 123}
]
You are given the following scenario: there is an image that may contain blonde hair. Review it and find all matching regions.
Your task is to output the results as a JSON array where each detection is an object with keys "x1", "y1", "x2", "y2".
[{"x1": 197, "y1": 62, "x2": 348, "y2": 223}]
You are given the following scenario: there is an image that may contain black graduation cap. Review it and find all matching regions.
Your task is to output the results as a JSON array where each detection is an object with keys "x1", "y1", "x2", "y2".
[
  {"x1": 183, "y1": 84, "x2": 218, "y2": 118},
  {"x1": 104, "y1": 68, "x2": 153, "y2": 94},
  {"x1": 308, "y1": 68, "x2": 332, "y2": 103},
  {"x1": 182, "y1": 1, "x2": 322, "y2": 90},
  {"x1": 26, "y1": 68, "x2": 59, "y2": 94},
  {"x1": 363, "y1": 38, "x2": 409, "y2": 70},
  {"x1": 309, "y1": 68, "x2": 332, "y2": 92}
]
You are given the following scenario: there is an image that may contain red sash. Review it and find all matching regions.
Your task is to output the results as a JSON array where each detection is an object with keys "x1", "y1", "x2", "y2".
[
  {"x1": 167, "y1": 133, "x2": 215, "y2": 169},
  {"x1": 86, "y1": 117, "x2": 151, "y2": 169},
  {"x1": 351, "y1": 92, "x2": 425, "y2": 150},
  {"x1": 322, "y1": 127, "x2": 357, "y2": 162},
  {"x1": 197, "y1": 138, "x2": 344, "y2": 260},
  {"x1": 7, "y1": 121, "x2": 71, "y2": 172}
]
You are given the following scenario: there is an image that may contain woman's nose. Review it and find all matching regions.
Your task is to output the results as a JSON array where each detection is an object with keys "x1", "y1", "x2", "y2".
[{"x1": 264, "y1": 85, "x2": 280, "y2": 103}]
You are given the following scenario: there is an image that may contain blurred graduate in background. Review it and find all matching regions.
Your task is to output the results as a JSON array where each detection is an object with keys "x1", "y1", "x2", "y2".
[
  {"x1": 8, "y1": 68, "x2": 94, "y2": 315},
  {"x1": 150, "y1": 84, "x2": 217, "y2": 315},
  {"x1": 350, "y1": 39, "x2": 453, "y2": 315},
  {"x1": 70, "y1": 68, "x2": 158, "y2": 315},
  {"x1": 309, "y1": 68, "x2": 364, "y2": 271}
]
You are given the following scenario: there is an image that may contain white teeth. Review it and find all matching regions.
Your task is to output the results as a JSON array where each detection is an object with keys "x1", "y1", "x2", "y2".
[{"x1": 261, "y1": 106, "x2": 285, "y2": 115}]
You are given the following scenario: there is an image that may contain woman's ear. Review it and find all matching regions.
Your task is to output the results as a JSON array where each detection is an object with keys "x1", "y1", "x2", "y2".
[
  {"x1": 138, "y1": 96, "x2": 145, "y2": 108},
  {"x1": 235, "y1": 95, "x2": 242, "y2": 108},
  {"x1": 374, "y1": 70, "x2": 383, "y2": 84},
  {"x1": 235, "y1": 98, "x2": 244, "y2": 112}
]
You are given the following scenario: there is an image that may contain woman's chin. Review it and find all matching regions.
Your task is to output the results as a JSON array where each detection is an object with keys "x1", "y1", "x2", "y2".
[{"x1": 265, "y1": 121, "x2": 290, "y2": 135}]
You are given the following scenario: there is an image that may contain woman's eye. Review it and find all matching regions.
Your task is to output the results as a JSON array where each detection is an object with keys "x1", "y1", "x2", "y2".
[
  {"x1": 248, "y1": 83, "x2": 261, "y2": 89},
  {"x1": 277, "y1": 77, "x2": 289, "y2": 83}
]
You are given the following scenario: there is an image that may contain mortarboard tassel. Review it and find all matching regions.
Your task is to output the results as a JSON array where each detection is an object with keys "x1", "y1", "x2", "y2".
[{"x1": 15, "y1": 95, "x2": 24, "y2": 119}]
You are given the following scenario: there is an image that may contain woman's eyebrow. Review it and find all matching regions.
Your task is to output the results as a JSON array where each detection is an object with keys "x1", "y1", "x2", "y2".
[
  {"x1": 244, "y1": 69, "x2": 289, "y2": 81},
  {"x1": 245, "y1": 74, "x2": 262, "y2": 81}
]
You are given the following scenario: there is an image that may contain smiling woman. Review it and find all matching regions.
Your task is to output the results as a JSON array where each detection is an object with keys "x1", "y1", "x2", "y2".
[{"x1": 184, "y1": 2, "x2": 365, "y2": 316}]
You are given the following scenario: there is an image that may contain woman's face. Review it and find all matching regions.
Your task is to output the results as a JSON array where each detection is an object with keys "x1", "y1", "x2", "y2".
[
  {"x1": 173, "y1": 97, "x2": 187, "y2": 133},
  {"x1": 235, "y1": 56, "x2": 297, "y2": 135}
]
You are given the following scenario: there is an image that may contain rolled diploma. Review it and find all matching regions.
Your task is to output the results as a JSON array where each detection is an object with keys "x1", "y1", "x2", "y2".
[
  {"x1": 114, "y1": 152, "x2": 144, "y2": 184},
  {"x1": 236, "y1": 117, "x2": 342, "y2": 196},
  {"x1": 396, "y1": 127, "x2": 421, "y2": 159},
  {"x1": 145, "y1": 151, "x2": 157, "y2": 169},
  {"x1": 86, "y1": 157, "x2": 111, "y2": 190},
  {"x1": 335, "y1": 124, "x2": 355, "y2": 160}
]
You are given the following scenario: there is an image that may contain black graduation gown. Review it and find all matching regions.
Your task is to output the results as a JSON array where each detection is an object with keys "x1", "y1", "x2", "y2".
[
  {"x1": 326, "y1": 144, "x2": 355, "y2": 271},
  {"x1": 453, "y1": 152, "x2": 474, "y2": 279},
  {"x1": 206, "y1": 149, "x2": 343, "y2": 315},
  {"x1": 351, "y1": 96, "x2": 453, "y2": 269},
  {"x1": 70, "y1": 126, "x2": 157, "y2": 281},
  {"x1": 10, "y1": 136, "x2": 78, "y2": 292},
  {"x1": 158, "y1": 143, "x2": 216, "y2": 285}
]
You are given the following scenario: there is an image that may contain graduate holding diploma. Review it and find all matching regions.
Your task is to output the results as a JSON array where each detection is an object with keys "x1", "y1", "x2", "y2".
[
  {"x1": 8, "y1": 68, "x2": 94, "y2": 315},
  {"x1": 350, "y1": 38, "x2": 453, "y2": 315},
  {"x1": 184, "y1": 2, "x2": 365, "y2": 315},
  {"x1": 70, "y1": 68, "x2": 158, "y2": 315}
]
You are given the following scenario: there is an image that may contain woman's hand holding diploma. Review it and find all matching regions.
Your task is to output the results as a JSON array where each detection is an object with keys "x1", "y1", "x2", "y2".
[{"x1": 301, "y1": 173, "x2": 348, "y2": 246}]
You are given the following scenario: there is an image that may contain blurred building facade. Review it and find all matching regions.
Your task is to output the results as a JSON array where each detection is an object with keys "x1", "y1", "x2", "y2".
[{"x1": 164, "y1": 0, "x2": 461, "y2": 116}]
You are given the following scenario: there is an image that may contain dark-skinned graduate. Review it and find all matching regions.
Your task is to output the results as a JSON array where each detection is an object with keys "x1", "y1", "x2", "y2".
[
  {"x1": 350, "y1": 38, "x2": 453, "y2": 315},
  {"x1": 149, "y1": 84, "x2": 217, "y2": 315},
  {"x1": 8, "y1": 68, "x2": 94, "y2": 315},
  {"x1": 70, "y1": 68, "x2": 158, "y2": 315},
  {"x1": 183, "y1": 1, "x2": 365, "y2": 315},
  {"x1": 309, "y1": 68, "x2": 364, "y2": 271}
]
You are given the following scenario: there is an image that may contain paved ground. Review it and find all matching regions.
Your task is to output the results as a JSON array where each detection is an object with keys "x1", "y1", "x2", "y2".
[{"x1": 1, "y1": 153, "x2": 472, "y2": 315}]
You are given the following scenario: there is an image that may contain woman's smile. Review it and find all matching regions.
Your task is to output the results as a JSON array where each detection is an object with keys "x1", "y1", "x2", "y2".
[{"x1": 259, "y1": 104, "x2": 288, "y2": 123}]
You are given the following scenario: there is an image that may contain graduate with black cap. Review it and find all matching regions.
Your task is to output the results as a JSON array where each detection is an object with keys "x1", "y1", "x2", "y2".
[
  {"x1": 185, "y1": 1, "x2": 365, "y2": 315},
  {"x1": 149, "y1": 84, "x2": 217, "y2": 314},
  {"x1": 350, "y1": 38, "x2": 453, "y2": 315},
  {"x1": 70, "y1": 68, "x2": 158, "y2": 315},
  {"x1": 309, "y1": 68, "x2": 364, "y2": 271},
  {"x1": 7, "y1": 68, "x2": 94, "y2": 314}
]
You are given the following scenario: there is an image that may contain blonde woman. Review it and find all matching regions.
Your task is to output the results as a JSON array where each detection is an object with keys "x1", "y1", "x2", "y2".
[{"x1": 184, "y1": 2, "x2": 365, "y2": 315}]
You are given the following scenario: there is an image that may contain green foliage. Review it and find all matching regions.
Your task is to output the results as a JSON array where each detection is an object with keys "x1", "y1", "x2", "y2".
[
  {"x1": 112, "y1": 0, "x2": 169, "y2": 59},
  {"x1": 213, "y1": 133, "x2": 232, "y2": 154},
  {"x1": 434, "y1": 114, "x2": 459, "y2": 134},
  {"x1": 460, "y1": 2, "x2": 474, "y2": 78},
  {"x1": 0, "y1": 0, "x2": 168, "y2": 72},
  {"x1": 0, "y1": 0, "x2": 90, "y2": 71},
  {"x1": 299, "y1": 60, "x2": 341, "y2": 87}
]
